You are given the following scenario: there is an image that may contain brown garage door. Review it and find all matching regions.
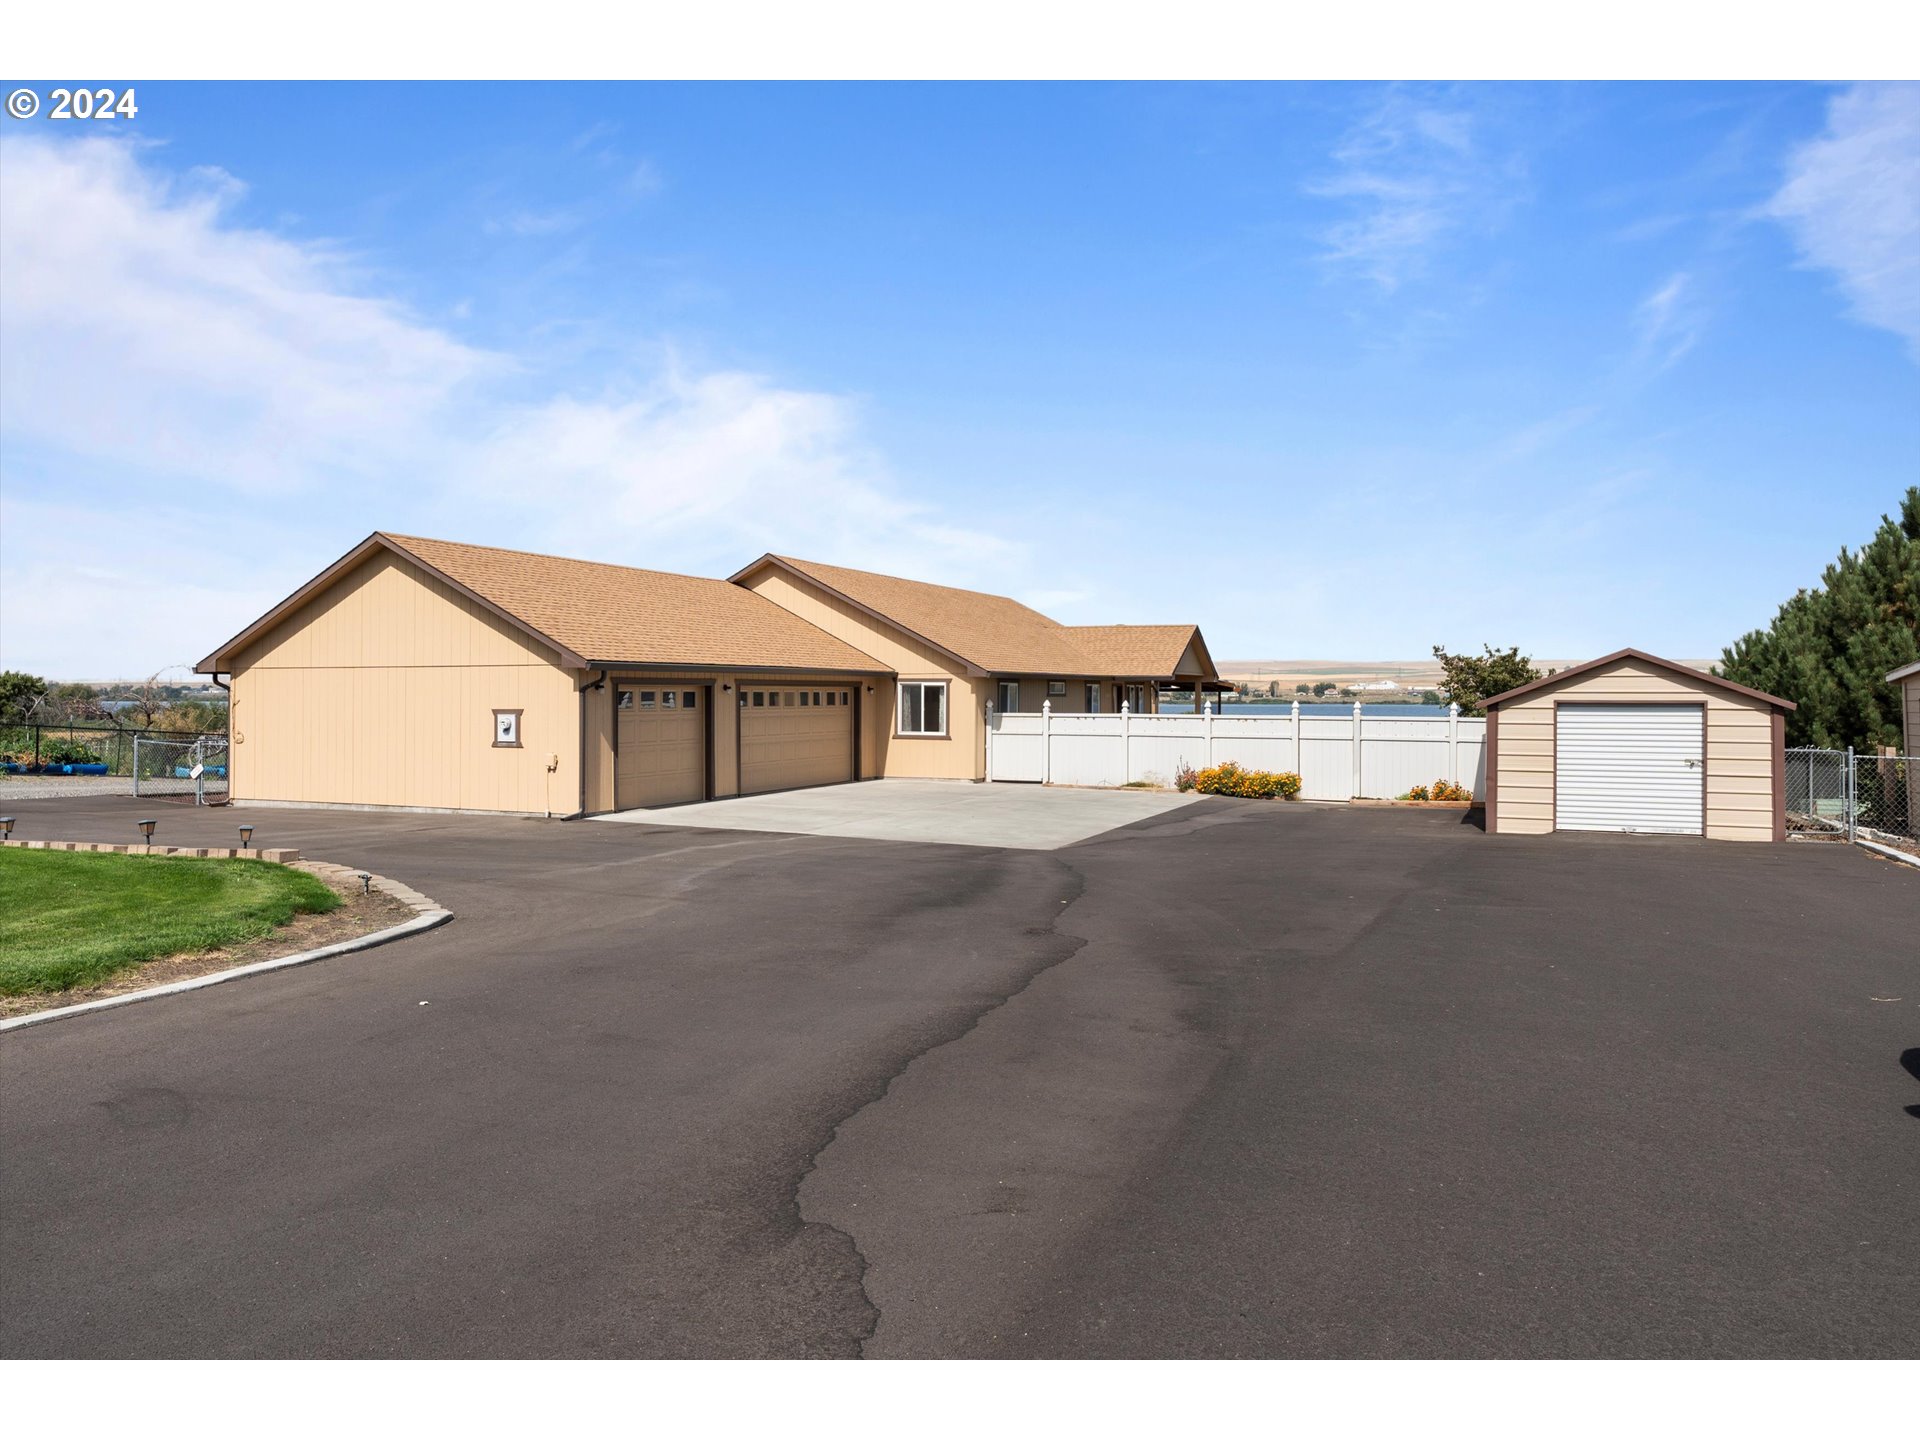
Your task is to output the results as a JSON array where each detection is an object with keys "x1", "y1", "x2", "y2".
[
  {"x1": 740, "y1": 685, "x2": 855, "y2": 795},
  {"x1": 616, "y1": 684, "x2": 706, "y2": 808}
]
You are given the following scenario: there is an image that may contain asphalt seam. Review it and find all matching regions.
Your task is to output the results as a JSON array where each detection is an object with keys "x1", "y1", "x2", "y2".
[{"x1": 792, "y1": 854, "x2": 1093, "y2": 1358}]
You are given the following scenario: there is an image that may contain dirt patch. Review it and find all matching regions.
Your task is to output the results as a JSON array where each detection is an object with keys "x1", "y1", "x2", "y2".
[{"x1": 0, "y1": 874, "x2": 418, "y2": 1019}]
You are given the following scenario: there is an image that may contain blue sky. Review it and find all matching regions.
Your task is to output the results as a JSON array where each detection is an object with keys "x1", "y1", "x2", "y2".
[{"x1": 2, "y1": 81, "x2": 1916, "y2": 678}]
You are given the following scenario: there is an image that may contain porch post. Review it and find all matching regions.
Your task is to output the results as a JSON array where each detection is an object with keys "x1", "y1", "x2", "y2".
[{"x1": 1351, "y1": 699, "x2": 1363, "y2": 800}]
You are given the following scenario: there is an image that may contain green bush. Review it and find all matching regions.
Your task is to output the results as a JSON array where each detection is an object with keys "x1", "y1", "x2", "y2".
[
  {"x1": 1192, "y1": 761, "x2": 1302, "y2": 799},
  {"x1": 39, "y1": 738, "x2": 102, "y2": 766}
]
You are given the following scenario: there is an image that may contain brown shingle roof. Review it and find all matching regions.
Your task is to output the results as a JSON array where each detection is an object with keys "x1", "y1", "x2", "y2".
[
  {"x1": 380, "y1": 535, "x2": 885, "y2": 671},
  {"x1": 1064, "y1": 625, "x2": 1205, "y2": 679},
  {"x1": 737, "y1": 555, "x2": 1214, "y2": 678}
]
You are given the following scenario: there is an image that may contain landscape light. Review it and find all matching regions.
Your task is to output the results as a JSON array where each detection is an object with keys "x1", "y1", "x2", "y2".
[
  {"x1": 239, "y1": 825, "x2": 254, "y2": 850},
  {"x1": 137, "y1": 818, "x2": 158, "y2": 846},
  {"x1": 357, "y1": 871, "x2": 372, "y2": 895},
  {"x1": 0, "y1": 817, "x2": 14, "y2": 841}
]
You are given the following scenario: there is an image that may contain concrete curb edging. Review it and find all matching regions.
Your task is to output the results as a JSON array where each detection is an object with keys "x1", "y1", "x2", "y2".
[
  {"x1": 0, "y1": 859, "x2": 452, "y2": 1034},
  {"x1": 1854, "y1": 837, "x2": 1920, "y2": 871}
]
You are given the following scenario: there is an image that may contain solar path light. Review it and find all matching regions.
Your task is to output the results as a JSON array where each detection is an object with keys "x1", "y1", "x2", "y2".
[{"x1": 137, "y1": 818, "x2": 157, "y2": 847}]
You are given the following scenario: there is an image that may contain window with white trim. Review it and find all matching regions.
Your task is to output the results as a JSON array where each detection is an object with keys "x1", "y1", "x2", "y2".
[{"x1": 897, "y1": 681, "x2": 948, "y2": 736}]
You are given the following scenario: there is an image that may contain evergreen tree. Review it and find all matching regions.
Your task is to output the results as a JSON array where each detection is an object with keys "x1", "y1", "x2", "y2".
[{"x1": 1721, "y1": 488, "x2": 1919, "y2": 749}]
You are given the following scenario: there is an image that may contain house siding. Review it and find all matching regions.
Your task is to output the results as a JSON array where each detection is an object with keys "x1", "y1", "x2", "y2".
[
  {"x1": 228, "y1": 550, "x2": 580, "y2": 815},
  {"x1": 1491, "y1": 658, "x2": 1777, "y2": 842}
]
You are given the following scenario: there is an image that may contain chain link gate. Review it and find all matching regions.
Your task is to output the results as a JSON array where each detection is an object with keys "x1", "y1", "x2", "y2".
[
  {"x1": 1784, "y1": 746, "x2": 1916, "y2": 849},
  {"x1": 132, "y1": 734, "x2": 231, "y2": 803}
]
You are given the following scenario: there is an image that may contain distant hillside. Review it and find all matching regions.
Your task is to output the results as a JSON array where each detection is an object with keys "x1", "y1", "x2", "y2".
[{"x1": 1216, "y1": 657, "x2": 1716, "y2": 693}]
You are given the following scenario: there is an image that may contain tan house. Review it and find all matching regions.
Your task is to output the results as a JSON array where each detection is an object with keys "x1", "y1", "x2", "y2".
[
  {"x1": 1482, "y1": 649, "x2": 1795, "y2": 842},
  {"x1": 196, "y1": 533, "x2": 1222, "y2": 816}
]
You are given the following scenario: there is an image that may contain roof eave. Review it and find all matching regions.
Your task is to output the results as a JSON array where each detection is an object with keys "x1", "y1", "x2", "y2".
[
  {"x1": 1481, "y1": 647, "x2": 1797, "y2": 712},
  {"x1": 196, "y1": 532, "x2": 589, "y2": 674},
  {"x1": 731, "y1": 555, "x2": 990, "y2": 677}
]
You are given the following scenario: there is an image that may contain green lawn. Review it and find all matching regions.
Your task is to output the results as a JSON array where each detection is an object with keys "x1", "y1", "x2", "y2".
[{"x1": 0, "y1": 848, "x2": 342, "y2": 996}]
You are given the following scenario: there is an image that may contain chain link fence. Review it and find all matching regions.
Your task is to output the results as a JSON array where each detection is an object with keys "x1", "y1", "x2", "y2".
[
  {"x1": 1, "y1": 722, "x2": 226, "y2": 778},
  {"x1": 132, "y1": 734, "x2": 231, "y2": 803},
  {"x1": 1785, "y1": 746, "x2": 1916, "y2": 849}
]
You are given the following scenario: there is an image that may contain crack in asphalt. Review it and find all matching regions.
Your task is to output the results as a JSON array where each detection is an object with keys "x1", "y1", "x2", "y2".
[{"x1": 789, "y1": 854, "x2": 1092, "y2": 1357}]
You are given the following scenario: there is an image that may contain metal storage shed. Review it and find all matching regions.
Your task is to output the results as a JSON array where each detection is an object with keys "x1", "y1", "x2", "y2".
[{"x1": 1481, "y1": 649, "x2": 1795, "y2": 842}]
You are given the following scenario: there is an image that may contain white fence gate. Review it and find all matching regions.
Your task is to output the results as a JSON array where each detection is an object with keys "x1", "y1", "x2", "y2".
[{"x1": 986, "y1": 701, "x2": 1486, "y2": 801}]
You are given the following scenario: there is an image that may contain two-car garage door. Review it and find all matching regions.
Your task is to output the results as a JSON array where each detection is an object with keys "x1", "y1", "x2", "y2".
[
  {"x1": 1554, "y1": 704, "x2": 1704, "y2": 835},
  {"x1": 615, "y1": 681, "x2": 856, "y2": 809},
  {"x1": 740, "y1": 686, "x2": 854, "y2": 795}
]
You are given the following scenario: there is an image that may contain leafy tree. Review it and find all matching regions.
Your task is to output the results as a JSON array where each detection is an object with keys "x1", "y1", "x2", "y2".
[
  {"x1": 1721, "y1": 487, "x2": 1919, "y2": 750},
  {"x1": 1419, "y1": 689, "x2": 1443, "y2": 705},
  {"x1": 0, "y1": 670, "x2": 46, "y2": 724},
  {"x1": 39, "y1": 682, "x2": 104, "y2": 723},
  {"x1": 1294, "y1": 683, "x2": 1311, "y2": 695},
  {"x1": 1312, "y1": 681, "x2": 1337, "y2": 696},
  {"x1": 1431, "y1": 645, "x2": 1542, "y2": 716}
]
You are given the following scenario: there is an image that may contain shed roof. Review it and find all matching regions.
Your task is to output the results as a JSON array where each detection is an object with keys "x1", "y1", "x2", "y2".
[
  {"x1": 733, "y1": 555, "x2": 1217, "y2": 679},
  {"x1": 1480, "y1": 648, "x2": 1796, "y2": 712},
  {"x1": 198, "y1": 534, "x2": 887, "y2": 674},
  {"x1": 1887, "y1": 660, "x2": 1920, "y2": 684}
]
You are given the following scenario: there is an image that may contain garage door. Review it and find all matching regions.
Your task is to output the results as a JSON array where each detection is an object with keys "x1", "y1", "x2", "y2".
[
  {"x1": 616, "y1": 684, "x2": 706, "y2": 808},
  {"x1": 1555, "y1": 704, "x2": 1704, "y2": 835},
  {"x1": 740, "y1": 685, "x2": 854, "y2": 796}
]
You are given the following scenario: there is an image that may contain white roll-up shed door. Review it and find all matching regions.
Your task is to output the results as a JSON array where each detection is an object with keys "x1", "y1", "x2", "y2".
[{"x1": 1554, "y1": 704, "x2": 1704, "y2": 835}]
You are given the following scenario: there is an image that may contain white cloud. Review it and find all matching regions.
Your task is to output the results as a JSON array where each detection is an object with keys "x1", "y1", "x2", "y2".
[
  {"x1": 1633, "y1": 271, "x2": 1704, "y2": 372},
  {"x1": 0, "y1": 134, "x2": 1017, "y2": 678},
  {"x1": 1767, "y1": 81, "x2": 1920, "y2": 360},
  {"x1": 0, "y1": 135, "x2": 497, "y2": 495},
  {"x1": 1308, "y1": 88, "x2": 1525, "y2": 292}
]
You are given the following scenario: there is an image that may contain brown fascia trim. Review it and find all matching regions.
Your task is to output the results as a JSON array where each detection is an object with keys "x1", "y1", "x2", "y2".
[
  {"x1": 1485, "y1": 708, "x2": 1499, "y2": 833},
  {"x1": 728, "y1": 555, "x2": 992, "y2": 679},
  {"x1": 584, "y1": 660, "x2": 892, "y2": 676},
  {"x1": 195, "y1": 532, "x2": 588, "y2": 673},
  {"x1": 1480, "y1": 647, "x2": 1797, "y2": 713},
  {"x1": 1772, "y1": 711, "x2": 1787, "y2": 843}
]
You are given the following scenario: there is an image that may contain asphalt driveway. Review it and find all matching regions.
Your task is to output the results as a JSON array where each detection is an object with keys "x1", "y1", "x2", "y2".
[{"x1": 1, "y1": 791, "x2": 1915, "y2": 1358}]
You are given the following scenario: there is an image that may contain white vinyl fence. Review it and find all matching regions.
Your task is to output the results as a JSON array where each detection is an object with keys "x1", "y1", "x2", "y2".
[{"x1": 986, "y1": 701, "x2": 1485, "y2": 801}]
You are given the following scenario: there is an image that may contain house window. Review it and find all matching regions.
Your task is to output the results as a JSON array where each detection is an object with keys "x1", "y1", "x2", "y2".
[
  {"x1": 616, "y1": 690, "x2": 635, "y2": 711},
  {"x1": 1085, "y1": 683, "x2": 1100, "y2": 714},
  {"x1": 752, "y1": 692, "x2": 765, "y2": 706},
  {"x1": 1047, "y1": 680, "x2": 1066, "y2": 697},
  {"x1": 683, "y1": 691, "x2": 697, "y2": 709},
  {"x1": 1126, "y1": 684, "x2": 1147, "y2": 713},
  {"x1": 997, "y1": 680, "x2": 1019, "y2": 713},
  {"x1": 898, "y1": 681, "x2": 948, "y2": 737},
  {"x1": 662, "y1": 690, "x2": 678, "y2": 709},
  {"x1": 639, "y1": 691, "x2": 657, "y2": 709},
  {"x1": 492, "y1": 709, "x2": 522, "y2": 748}
]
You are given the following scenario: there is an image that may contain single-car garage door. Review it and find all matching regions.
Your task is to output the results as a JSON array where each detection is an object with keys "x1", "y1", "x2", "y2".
[
  {"x1": 1555, "y1": 704, "x2": 1703, "y2": 835},
  {"x1": 616, "y1": 684, "x2": 706, "y2": 808},
  {"x1": 740, "y1": 685, "x2": 854, "y2": 795}
]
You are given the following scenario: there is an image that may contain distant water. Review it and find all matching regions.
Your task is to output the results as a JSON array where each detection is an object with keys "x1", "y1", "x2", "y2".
[{"x1": 1161, "y1": 702, "x2": 1454, "y2": 717}]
